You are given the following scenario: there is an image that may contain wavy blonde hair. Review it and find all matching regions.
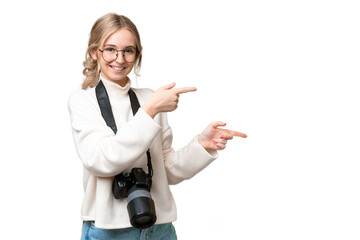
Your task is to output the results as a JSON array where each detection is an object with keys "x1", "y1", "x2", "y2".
[{"x1": 82, "y1": 13, "x2": 143, "y2": 89}]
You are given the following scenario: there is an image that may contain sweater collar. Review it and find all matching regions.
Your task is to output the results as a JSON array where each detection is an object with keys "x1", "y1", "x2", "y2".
[{"x1": 100, "y1": 73, "x2": 131, "y2": 102}]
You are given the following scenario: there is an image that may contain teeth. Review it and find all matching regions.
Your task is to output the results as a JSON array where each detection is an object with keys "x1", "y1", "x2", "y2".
[{"x1": 112, "y1": 66, "x2": 125, "y2": 71}]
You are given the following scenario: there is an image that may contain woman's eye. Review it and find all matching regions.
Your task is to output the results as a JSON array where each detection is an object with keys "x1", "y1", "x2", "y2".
[
  {"x1": 105, "y1": 48, "x2": 115, "y2": 52},
  {"x1": 124, "y1": 49, "x2": 135, "y2": 54}
]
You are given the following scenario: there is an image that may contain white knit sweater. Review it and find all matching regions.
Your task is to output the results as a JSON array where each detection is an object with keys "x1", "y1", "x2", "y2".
[{"x1": 68, "y1": 76, "x2": 218, "y2": 229}]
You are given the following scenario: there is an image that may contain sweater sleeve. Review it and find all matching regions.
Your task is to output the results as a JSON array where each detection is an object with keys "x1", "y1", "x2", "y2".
[
  {"x1": 68, "y1": 91, "x2": 161, "y2": 177},
  {"x1": 160, "y1": 113, "x2": 218, "y2": 185}
]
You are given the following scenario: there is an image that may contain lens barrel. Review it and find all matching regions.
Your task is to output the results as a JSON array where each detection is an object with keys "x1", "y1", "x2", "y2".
[{"x1": 127, "y1": 188, "x2": 157, "y2": 229}]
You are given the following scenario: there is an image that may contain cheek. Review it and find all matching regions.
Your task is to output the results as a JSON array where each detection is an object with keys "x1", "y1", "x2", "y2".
[
  {"x1": 98, "y1": 61, "x2": 107, "y2": 72},
  {"x1": 126, "y1": 64, "x2": 135, "y2": 73}
]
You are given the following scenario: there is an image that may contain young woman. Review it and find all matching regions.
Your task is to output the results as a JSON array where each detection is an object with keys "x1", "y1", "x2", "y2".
[{"x1": 68, "y1": 13, "x2": 247, "y2": 240}]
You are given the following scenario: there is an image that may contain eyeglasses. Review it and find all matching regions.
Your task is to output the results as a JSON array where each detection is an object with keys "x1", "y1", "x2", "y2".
[{"x1": 98, "y1": 47, "x2": 137, "y2": 63}]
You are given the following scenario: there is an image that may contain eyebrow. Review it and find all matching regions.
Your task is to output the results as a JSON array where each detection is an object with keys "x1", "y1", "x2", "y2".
[{"x1": 104, "y1": 44, "x2": 136, "y2": 48}]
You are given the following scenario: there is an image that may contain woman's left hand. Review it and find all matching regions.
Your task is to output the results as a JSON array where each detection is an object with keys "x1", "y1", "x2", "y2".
[{"x1": 198, "y1": 121, "x2": 247, "y2": 151}]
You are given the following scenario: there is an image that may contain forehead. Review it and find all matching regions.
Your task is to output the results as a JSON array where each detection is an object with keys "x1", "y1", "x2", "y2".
[{"x1": 103, "y1": 28, "x2": 135, "y2": 48}]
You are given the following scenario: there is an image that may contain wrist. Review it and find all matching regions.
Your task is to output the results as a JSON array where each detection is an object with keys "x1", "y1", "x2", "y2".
[
  {"x1": 197, "y1": 134, "x2": 207, "y2": 149},
  {"x1": 142, "y1": 103, "x2": 158, "y2": 119}
]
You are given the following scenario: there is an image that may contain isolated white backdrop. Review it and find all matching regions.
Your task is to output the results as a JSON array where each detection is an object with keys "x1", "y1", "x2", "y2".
[{"x1": 0, "y1": 0, "x2": 359, "y2": 239}]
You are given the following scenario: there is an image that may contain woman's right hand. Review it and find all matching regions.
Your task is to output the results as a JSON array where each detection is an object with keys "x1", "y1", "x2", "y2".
[{"x1": 142, "y1": 82, "x2": 197, "y2": 118}]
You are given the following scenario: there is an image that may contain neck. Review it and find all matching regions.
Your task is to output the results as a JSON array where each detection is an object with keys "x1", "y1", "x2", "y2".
[
  {"x1": 99, "y1": 73, "x2": 131, "y2": 102},
  {"x1": 100, "y1": 73, "x2": 129, "y2": 87},
  {"x1": 109, "y1": 77, "x2": 129, "y2": 87}
]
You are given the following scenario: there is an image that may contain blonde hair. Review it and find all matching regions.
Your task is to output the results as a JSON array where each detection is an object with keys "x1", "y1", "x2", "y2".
[{"x1": 82, "y1": 13, "x2": 143, "y2": 89}]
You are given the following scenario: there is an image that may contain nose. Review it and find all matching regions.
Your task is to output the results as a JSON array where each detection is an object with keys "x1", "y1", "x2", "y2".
[{"x1": 115, "y1": 51, "x2": 126, "y2": 64}]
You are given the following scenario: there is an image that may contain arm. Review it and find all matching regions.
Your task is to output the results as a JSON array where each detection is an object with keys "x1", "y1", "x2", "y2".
[
  {"x1": 162, "y1": 118, "x2": 247, "y2": 185},
  {"x1": 68, "y1": 91, "x2": 161, "y2": 177},
  {"x1": 144, "y1": 83, "x2": 246, "y2": 184},
  {"x1": 160, "y1": 114, "x2": 218, "y2": 185}
]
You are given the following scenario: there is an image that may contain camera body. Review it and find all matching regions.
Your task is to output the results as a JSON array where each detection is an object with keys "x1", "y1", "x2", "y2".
[
  {"x1": 113, "y1": 168, "x2": 156, "y2": 229},
  {"x1": 113, "y1": 168, "x2": 152, "y2": 198}
]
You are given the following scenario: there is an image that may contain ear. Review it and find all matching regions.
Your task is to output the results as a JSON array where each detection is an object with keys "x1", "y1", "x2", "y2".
[{"x1": 90, "y1": 49, "x2": 97, "y2": 60}]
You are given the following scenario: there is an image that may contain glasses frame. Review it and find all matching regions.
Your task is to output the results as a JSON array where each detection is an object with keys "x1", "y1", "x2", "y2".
[{"x1": 98, "y1": 47, "x2": 138, "y2": 63}]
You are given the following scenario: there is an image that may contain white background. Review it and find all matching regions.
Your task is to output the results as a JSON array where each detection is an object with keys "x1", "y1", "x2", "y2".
[{"x1": 0, "y1": 0, "x2": 359, "y2": 239}]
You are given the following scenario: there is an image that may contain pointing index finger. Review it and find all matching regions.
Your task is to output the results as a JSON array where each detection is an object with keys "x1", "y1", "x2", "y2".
[
  {"x1": 175, "y1": 87, "x2": 197, "y2": 94},
  {"x1": 224, "y1": 129, "x2": 248, "y2": 138}
]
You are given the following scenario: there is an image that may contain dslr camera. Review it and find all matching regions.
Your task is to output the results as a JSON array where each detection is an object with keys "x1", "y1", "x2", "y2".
[{"x1": 112, "y1": 168, "x2": 156, "y2": 229}]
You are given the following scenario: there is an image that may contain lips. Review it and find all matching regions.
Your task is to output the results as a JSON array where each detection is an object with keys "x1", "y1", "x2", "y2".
[{"x1": 110, "y1": 65, "x2": 126, "y2": 72}]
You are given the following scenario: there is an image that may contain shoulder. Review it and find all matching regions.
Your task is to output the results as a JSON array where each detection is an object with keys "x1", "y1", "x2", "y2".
[{"x1": 68, "y1": 87, "x2": 98, "y2": 112}]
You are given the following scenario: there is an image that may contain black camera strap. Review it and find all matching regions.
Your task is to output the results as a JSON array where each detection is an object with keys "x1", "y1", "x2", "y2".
[{"x1": 96, "y1": 80, "x2": 153, "y2": 177}]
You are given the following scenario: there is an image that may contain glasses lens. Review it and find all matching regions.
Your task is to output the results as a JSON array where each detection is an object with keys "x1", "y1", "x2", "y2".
[
  {"x1": 124, "y1": 48, "x2": 137, "y2": 63},
  {"x1": 102, "y1": 48, "x2": 117, "y2": 62}
]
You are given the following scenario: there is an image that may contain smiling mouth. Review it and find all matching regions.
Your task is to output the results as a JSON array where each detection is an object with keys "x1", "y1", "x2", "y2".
[{"x1": 111, "y1": 66, "x2": 126, "y2": 72}]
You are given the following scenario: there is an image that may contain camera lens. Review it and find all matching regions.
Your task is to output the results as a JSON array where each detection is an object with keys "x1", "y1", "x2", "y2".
[
  {"x1": 127, "y1": 187, "x2": 157, "y2": 229},
  {"x1": 134, "y1": 215, "x2": 153, "y2": 225}
]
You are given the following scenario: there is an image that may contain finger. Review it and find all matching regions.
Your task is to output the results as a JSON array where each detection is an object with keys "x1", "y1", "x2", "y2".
[
  {"x1": 220, "y1": 134, "x2": 233, "y2": 140},
  {"x1": 224, "y1": 129, "x2": 247, "y2": 138},
  {"x1": 175, "y1": 87, "x2": 197, "y2": 94},
  {"x1": 216, "y1": 143, "x2": 226, "y2": 150},
  {"x1": 160, "y1": 82, "x2": 176, "y2": 90},
  {"x1": 215, "y1": 139, "x2": 227, "y2": 144},
  {"x1": 211, "y1": 121, "x2": 226, "y2": 129}
]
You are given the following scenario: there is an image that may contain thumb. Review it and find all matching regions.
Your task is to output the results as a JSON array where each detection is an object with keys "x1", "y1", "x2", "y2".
[
  {"x1": 161, "y1": 82, "x2": 176, "y2": 90},
  {"x1": 211, "y1": 121, "x2": 226, "y2": 129}
]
